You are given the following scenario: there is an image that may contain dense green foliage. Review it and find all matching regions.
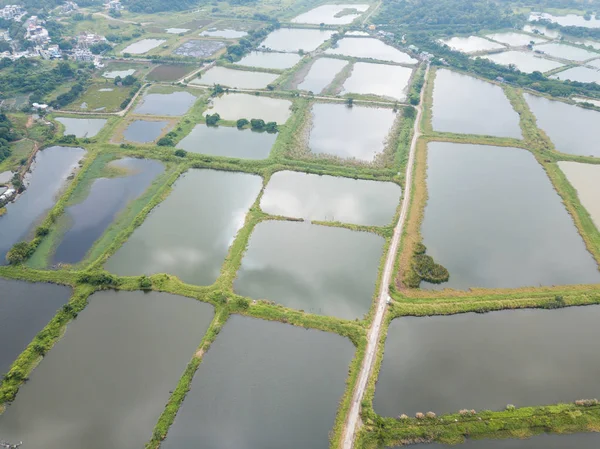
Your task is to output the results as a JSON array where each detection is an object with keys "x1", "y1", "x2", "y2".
[
  {"x1": 123, "y1": 0, "x2": 198, "y2": 13},
  {"x1": 0, "y1": 114, "x2": 17, "y2": 164},
  {"x1": 533, "y1": 18, "x2": 600, "y2": 40}
]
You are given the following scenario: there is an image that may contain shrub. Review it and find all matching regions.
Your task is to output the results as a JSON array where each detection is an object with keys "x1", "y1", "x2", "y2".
[
  {"x1": 210, "y1": 291, "x2": 228, "y2": 304},
  {"x1": 506, "y1": 404, "x2": 515, "y2": 411},
  {"x1": 397, "y1": 414, "x2": 409, "y2": 420},
  {"x1": 6, "y1": 241, "x2": 34, "y2": 265},
  {"x1": 412, "y1": 254, "x2": 449, "y2": 284},
  {"x1": 205, "y1": 113, "x2": 221, "y2": 126},
  {"x1": 174, "y1": 149, "x2": 187, "y2": 157},
  {"x1": 77, "y1": 272, "x2": 120, "y2": 287},
  {"x1": 575, "y1": 399, "x2": 599, "y2": 407},
  {"x1": 139, "y1": 275, "x2": 152, "y2": 290},
  {"x1": 236, "y1": 118, "x2": 249, "y2": 129},
  {"x1": 415, "y1": 412, "x2": 425, "y2": 419},
  {"x1": 426, "y1": 411, "x2": 436, "y2": 418},
  {"x1": 250, "y1": 118, "x2": 265, "y2": 130},
  {"x1": 35, "y1": 226, "x2": 49, "y2": 237},
  {"x1": 233, "y1": 297, "x2": 250, "y2": 310},
  {"x1": 157, "y1": 136, "x2": 175, "y2": 146},
  {"x1": 265, "y1": 121, "x2": 278, "y2": 133}
]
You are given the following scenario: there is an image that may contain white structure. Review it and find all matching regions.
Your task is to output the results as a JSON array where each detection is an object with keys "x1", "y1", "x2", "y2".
[
  {"x1": 73, "y1": 48, "x2": 94, "y2": 62},
  {"x1": 0, "y1": 5, "x2": 26, "y2": 21},
  {"x1": 105, "y1": 0, "x2": 123, "y2": 11},
  {"x1": 77, "y1": 32, "x2": 107, "y2": 47},
  {"x1": 60, "y1": 1, "x2": 79, "y2": 14}
]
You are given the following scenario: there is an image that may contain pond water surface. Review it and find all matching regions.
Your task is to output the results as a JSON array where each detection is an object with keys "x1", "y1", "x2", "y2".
[
  {"x1": 534, "y1": 42, "x2": 598, "y2": 61},
  {"x1": 0, "y1": 279, "x2": 71, "y2": 375},
  {"x1": 551, "y1": 65, "x2": 600, "y2": 83},
  {"x1": 191, "y1": 66, "x2": 278, "y2": 89},
  {"x1": 236, "y1": 51, "x2": 301, "y2": 70},
  {"x1": 442, "y1": 36, "x2": 505, "y2": 53},
  {"x1": 558, "y1": 162, "x2": 600, "y2": 229},
  {"x1": 260, "y1": 28, "x2": 334, "y2": 53},
  {"x1": 431, "y1": 69, "x2": 521, "y2": 138},
  {"x1": 122, "y1": 120, "x2": 169, "y2": 143},
  {"x1": 530, "y1": 12, "x2": 600, "y2": 28},
  {"x1": 261, "y1": 171, "x2": 401, "y2": 226},
  {"x1": 106, "y1": 169, "x2": 261, "y2": 285},
  {"x1": 524, "y1": 93, "x2": 600, "y2": 157},
  {"x1": 208, "y1": 93, "x2": 292, "y2": 123},
  {"x1": 0, "y1": 290, "x2": 213, "y2": 449},
  {"x1": 485, "y1": 31, "x2": 547, "y2": 46},
  {"x1": 162, "y1": 315, "x2": 355, "y2": 449},
  {"x1": 412, "y1": 433, "x2": 600, "y2": 449},
  {"x1": 298, "y1": 58, "x2": 348, "y2": 93},
  {"x1": 121, "y1": 38, "x2": 165, "y2": 54},
  {"x1": 308, "y1": 103, "x2": 396, "y2": 162},
  {"x1": 421, "y1": 142, "x2": 600, "y2": 290},
  {"x1": 177, "y1": 124, "x2": 276, "y2": 159},
  {"x1": 200, "y1": 29, "x2": 247, "y2": 38},
  {"x1": 102, "y1": 69, "x2": 136, "y2": 79},
  {"x1": 291, "y1": 4, "x2": 369, "y2": 25},
  {"x1": 341, "y1": 62, "x2": 412, "y2": 100},
  {"x1": 375, "y1": 306, "x2": 600, "y2": 417},
  {"x1": 0, "y1": 146, "x2": 85, "y2": 264},
  {"x1": 52, "y1": 158, "x2": 164, "y2": 265},
  {"x1": 326, "y1": 38, "x2": 417, "y2": 64},
  {"x1": 134, "y1": 91, "x2": 197, "y2": 116},
  {"x1": 522, "y1": 24, "x2": 561, "y2": 38},
  {"x1": 56, "y1": 117, "x2": 107, "y2": 138},
  {"x1": 482, "y1": 51, "x2": 564, "y2": 73},
  {"x1": 174, "y1": 39, "x2": 226, "y2": 58},
  {"x1": 235, "y1": 220, "x2": 383, "y2": 319},
  {"x1": 166, "y1": 28, "x2": 189, "y2": 34}
]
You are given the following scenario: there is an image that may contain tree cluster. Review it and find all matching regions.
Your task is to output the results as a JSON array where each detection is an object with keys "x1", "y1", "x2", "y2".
[{"x1": 0, "y1": 114, "x2": 17, "y2": 165}]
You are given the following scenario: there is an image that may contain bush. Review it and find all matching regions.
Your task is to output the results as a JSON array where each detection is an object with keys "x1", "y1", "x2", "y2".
[
  {"x1": 265, "y1": 121, "x2": 278, "y2": 133},
  {"x1": 233, "y1": 297, "x2": 250, "y2": 310},
  {"x1": 236, "y1": 118, "x2": 249, "y2": 129},
  {"x1": 77, "y1": 272, "x2": 120, "y2": 287},
  {"x1": 210, "y1": 291, "x2": 228, "y2": 305},
  {"x1": 157, "y1": 136, "x2": 175, "y2": 146},
  {"x1": 412, "y1": 254, "x2": 449, "y2": 284},
  {"x1": 174, "y1": 149, "x2": 187, "y2": 157},
  {"x1": 205, "y1": 113, "x2": 221, "y2": 126},
  {"x1": 139, "y1": 275, "x2": 152, "y2": 290},
  {"x1": 6, "y1": 241, "x2": 34, "y2": 265},
  {"x1": 250, "y1": 118, "x2": 265, "y2": 130},
  {"x1": 415, "y1": 412, "x2": 425, "y2": 419},
  {"x1": 575, "y1": 399, "x2": 599, "y2": 407},
  {"x1": 35, "y1": 226, "x2": 49, "y2": 237}
]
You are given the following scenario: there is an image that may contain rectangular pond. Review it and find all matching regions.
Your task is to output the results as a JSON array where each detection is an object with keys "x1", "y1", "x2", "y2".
[
  {"x1": 134, "y1": 90, "x2": 197, "y2": 116},
  {"x1": 259, "y1": 28, "x2": 333, "y2": 53},
  {"x1": 442, "y1": 36, "x2": 505, "y2": 53},
  {"x1": 530, "y1": 12, "x2": 600, "y2": 28},
  {"x1": 298, "y1": 57, "x2": 349, "y2": 94},
  {"x1": 147, "y1": 64, "x2": 195, "y2": 82},
  {"x1": 56, "y1": 117, "x2": 107, "y2": 138},
  {"x1": 375, "y1": 305, "x2": 600, "y2": 417},
  {"x1": 308, "y1": 102, "x2": 397, "y2": 162},
  {"x1": 0, "y1": 146, "x2": 86, "y2": 264},
  {"x1": 551, "y1": 65, "x2": 600, "y2": 83},
  {"x1": 431, "y1": 69, "x2": 522, "y2": 138},
  {"x1": 534, "y1": 42, "x2": 598, "y2": 61},
  {"x1": 121, "y1": 38, "x2": 165, "y2": 54},
  {"x1": 105, "y1": 169, "x2": 261, "y2": 285},
  {"x1": 485, "y1": 32, "x2": 547, "y2": 46},
  {"x1": 341, "y1": 62, "x2": 412, "y2": 101},
  {"x1": 102, "y1": 68, "x2": 136, "y2": 79},
  {"x1": 201, "y1": 29, "x2": 247, "y2": 38},
  {"x1": 291, "y1": 4, "x2": 369, "y2": 25},
  {"x1": 524, "y1": 93, "x2": 600, "y2": 157},
  {"x1": 420, "y1": 142, "x2": 600, "y2": 290},
  {"x1": 176, "y1": 124, "x2": 276, "y2": 159},
  {"x1": 482, "y1": 50, "x2": 564, "y2": 73},
  {"x1": 190, "y1": 66, "x2": 279, "y2": 89},
  {"x1": 173, "y1": 39, "x2": 226, "y2": 58},
  {"x1": 51, "y1": 158, "x2": 165, "y2": 265},
  {"x1": 234, "y1": 220, "x2": 383, "y2": 319},
  {"x1": 236, "y1": 51, "x2": 301, "y2": 70},
  {"x1": 558, "y1": 162, "x2": 600, "y2": 229},
  {"x1": 260, "y1": 170, "x2": 401, "y2": 226},
  {"x1": 208, "y1": 93, "x2": 292, "y2": 123},
  {"x1": 122, "y1": 119, "x2": 170, "y2": 143},
  {"x1": 522, "y1": 24, "x2": 561, "y2": 38},
  {"x1": 411, "y1": 433, "x2": 600, "y2": 449},
  {"x1": 0, "y1": 290, "x2": 214, "y2": 449},
  {"x1": 162, "y1": 315, "x2": 355, "y2": 449},
  {"x1": 0, "y1": 279, "x2": 71, "y2": 375},
  {"x1": 326, "y1": 38, "x2": 417, "y2": 64}
]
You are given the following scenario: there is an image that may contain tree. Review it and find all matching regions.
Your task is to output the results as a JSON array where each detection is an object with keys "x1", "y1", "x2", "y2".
[
  {"x1": 250, "y1": 118, "x2": 265, "y2": 130},
  {"x1": 57, "y1": 61, "x2": 74, "y2": 77},
  {"x1": 236, "y1": 118, "x2": 249, "y2": 129},
  {"x1": 157, "y1": 136, "x2": 175, "y2": 146},
  {"x1": 346, "y1": 97, "x2": 354, "y2": 107},
  {"x1": 205, "y1": 113, "x2": 221, "y2": 126},
  {"x1": 265, "y1": 121, "x2": 278, "y2": 133},
  {"x1": 174, "y1": 149, "x2": 187, "y2": 157},
  {"x1": 6, "y1": 242, "x2": 33, "y2": 265}
]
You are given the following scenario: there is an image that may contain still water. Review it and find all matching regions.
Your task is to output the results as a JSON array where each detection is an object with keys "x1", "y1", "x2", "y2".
[
  {"x1": 421, "y1": 142, "x2": 600, "y2": 290},
  {"x1": 208, "y1": 93, "x2": 292, "y2": 123},
  {"x1": 551, "y1": 65, "x2": 600, "y2": 83},
  {"x1": 123, "y1": 120, "x2": 169, "y2": 143},
  {"x1": 261, "y1": 170, "x2": 401, "y2": 226},
  {"x1": 558, "y1": 162, "x2": 600, "y2": 229},
  {"x1": 298, "y1": 57, "x2": 348, "y2": 93},
  {"x1": 0, "y1": 290, "x2": 214, "y2": 449},
  {"x1": 375, "y1": 306, "x2": 600, "y2": 416},
  {"x1": 191, "y1": 66, "x2": 279, "y2": 89},
  {"x1": 235, "y1": 220, "x2": 383, "y2": 319},
  {"x1": 341, "y1": 62, "x2": 412, "y2": 101},
  {"x1": 533, "y1": 42, "x2": 598, "y2": 61},
  {"x1": 121, "y1": 38, "x2": 165, "y2": 54},
  {"x1": 431, "y1": 69, "x2": 522, "y2": 138},
  {"x1": 326, "y1": 38, "x2": 417, "y2": 64},
  {"x1": 162, "y1": 315, "x2": 355, "y2": 449},
  {"x1": 0, "y1": 279, "x2": 71, "y2": 375},
  {"x1": 291, "y1": 4, "x2": 369, "y2": 25},
  {"x1": 259, "y1": 28, "x2": 334, "y2": 53},
  {"x1": 134, "y1": 91, "x2": 197, "y2": 116},
  {"x1": 237, "y1": 51, "x2": 301, "y2": 70},
  {"x1": 52, "y1": 158, "x2": 164, "y2": 265},
  {"x1": 105, "y1": 169, "x2": 261, "y2": 285},
  {"x1": 56, "y1": 117, "x2": 107, "y2": 138},
  {"x1": 442, "y1": 36, "x2": 505, "y2": 53},
  {"x1": 0, "y1": 146, "x2": 85, "y2": 264},
  {"x1": 485, "y1": 32, "x2": 547, "y2": 46},
  {"x1": 483, "y1": 50, "x2": 564, "y2": 73},
  {"x1": 176, "y1": 124, "x2": 276, "y2": 159}
]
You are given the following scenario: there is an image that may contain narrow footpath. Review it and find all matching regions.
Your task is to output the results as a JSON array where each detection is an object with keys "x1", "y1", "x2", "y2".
[{"x1": 341, "y1": 63, "x2": 429, "y2": 449}]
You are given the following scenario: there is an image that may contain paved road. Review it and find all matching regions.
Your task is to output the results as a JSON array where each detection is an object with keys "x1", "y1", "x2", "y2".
[{"x1": 341, "y1": 63, "x2": 429, "y2": 449}]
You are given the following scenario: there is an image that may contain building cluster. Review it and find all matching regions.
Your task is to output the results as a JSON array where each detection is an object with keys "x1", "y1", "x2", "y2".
[
  {"x1": 59, "y1": 1, "x2": 79, "y2": 15},
  {"x1": 25, "y1": 16, "x2": 50, "y2": 45},
  {"x1": 105, "y1": 0, "x2": 123, "y2": 11},
  {"x1": 0, "y1": 5, "x2": 27, "y2": 21}
]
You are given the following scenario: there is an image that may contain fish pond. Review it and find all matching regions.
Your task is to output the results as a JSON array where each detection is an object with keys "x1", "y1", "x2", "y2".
[
  {"x1": 173, "y1": 39, "x2": 226, "y2": 58},
  {"x1": 341, "y1": 62, "x2": 412, "y2": 100},
  {"x1": 551, "y1": 65, "x2": 600, "y2": 83},
  {"x1": 191, "y1": 66, "x2": 278, "y2": 89},
  {"x1": 259, "y1": 28, "x2": 334, "y2": 53},
  {"x1": 524, "y1": 93, "x2": 600, "y2": 157},
  {"x1": 235, "y1": 220, "x2": 383, "y2": 319},
  {"x1": 161, "y1": 315, "x2": 355, "y2": 449},
  {"x1": 326, "y1": 38, "x2": 417, "y2": 64},
  {"x1": 558, "y1": 162, "x2": 600, "y2": 228},
  {"x1": 522, "y1": 24, "x2": 561, "y2": 38},
  {"x1": 530, "y1": 12, "x2": 600, "y2": 28},
  {"x1": 431, "y1": 69, "x2": 521, "y2": 138},
  {"x1": 412, "y1": 433, "x2": 600, "y2": 449},
  {"x1": 208, "y1": 93, "x2": 292, "y2": 123},
  {"x1": 297, "y1": 58, "x2": 348, "y2": 93},
  {"x1": 56, "y1": 117, "x2": 107, "y2": 138},
  {"x1": 485, "y1": 31, "x2": 547, "y2": 46},
  {"x1": 122, "y1": 120, "x2": 169, "y2": 143},
  {"x1": 0, "y1": 290, "x2": 214, "y2": 449},
  {"x1": 534, "y1": 42, "x2": 598, "y2": 61},
  {"x1": 291, "y1": 4, "x2": 369, "y2": 25},
  {"x1": 0, "y1": 279, "x2": 71, "y2": 375},
  {"x1": 121, "y1": 38, "x2": 165, "y2": 54},
  {"x1": 51, "y1": 158, "x2": 164, "y2": 265},
  {"x1": 0, "y1": 146, "x2": 85, "y2": 263},
  {"x1": 375, "y1": 306, "x2": 600, "y2": 417},
  {"x1": 134, "y1": 90, "x2": 197, "y2": 116},
  {"x1": 200, "y1": 28, "x2": 247, "y2": 38},
  {"x1": 442, "y1": 36, "x2": 505, "y2": 53},
  {"x1": 420, "y1": 142, "x2": 600, "y2": 290},
  {"x1": 177, "y1": 124, "x2": 276, "y2": 159},
  {"x1": 105, "y1": 169, "x2": 261, "y2": 285},
  {"x1": 307, "y1": 103, "x2": 396, "y2": 162},
  {"x1": 483, "y1": 51, "x2": 564, "y2": 73},
  {"x1": 146, "y1": 64, "x2": 194, "y2": 82},
  {"x1": 236, "y1": 51, "x2": 301, "y2": 70},
  {"x1": 260, "y1": 171, "x2": 401, "y2": 226},
  {"x1": 102, "y1": 68, "x2": 136, "y2": 79}
]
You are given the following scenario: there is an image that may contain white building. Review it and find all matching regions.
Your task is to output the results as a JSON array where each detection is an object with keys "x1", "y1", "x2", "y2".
[
  {"x1": 105, "y1": 0, "x2": 123, "y2": 11},
  {"x1": 73, "y1": 48, "x2": 94, "y2": 62},
  {"x1": 77, "y1": 32, "x2": 107, "y2": 47},
  {"x1": 0, "y1": 5, "x2": 26, "y2": 21}
]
